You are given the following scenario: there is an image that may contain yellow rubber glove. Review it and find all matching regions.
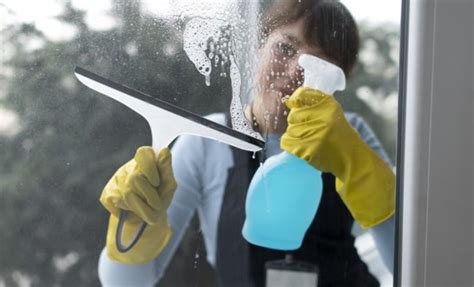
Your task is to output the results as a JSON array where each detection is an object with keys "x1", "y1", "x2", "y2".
[
  {"x1": 100, "y1": 146, "x2": 177, "y2": 264},
  {"x1": 281, "y1": 87, "x2": 395, "y2": 229}
]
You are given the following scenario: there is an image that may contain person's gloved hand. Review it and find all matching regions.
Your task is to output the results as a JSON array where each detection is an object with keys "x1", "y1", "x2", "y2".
[
  {"x1": 100, "y1": 146, "x2": 177, "y2": 264},
  {"x1": 281, "y1": 87, "x2": 395, "y2": 229}
]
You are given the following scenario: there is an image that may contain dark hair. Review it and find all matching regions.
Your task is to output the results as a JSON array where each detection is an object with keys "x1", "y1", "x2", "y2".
[{"x1": 262, "y1": 0, "x2": 360, "y2": 77}]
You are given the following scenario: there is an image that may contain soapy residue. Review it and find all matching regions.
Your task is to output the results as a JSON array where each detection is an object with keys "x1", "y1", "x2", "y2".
[
  {"x1": 183, "y1": 17, "x2": 263, "y2": 140},
  {"x1": 229, "y1": 55, "x2": 263, "y2": 140},
  {"x1": 183, "y1": 18, "x2": 225, "y2": 87}
]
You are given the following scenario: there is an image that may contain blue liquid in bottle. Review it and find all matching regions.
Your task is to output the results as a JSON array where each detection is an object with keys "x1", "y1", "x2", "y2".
[
  {"x1": 242, "y1": 151, "x2": 322, "y2": 250},
  {"x1": 242, "y1": 54, "x2": 347, "y2": 250}
]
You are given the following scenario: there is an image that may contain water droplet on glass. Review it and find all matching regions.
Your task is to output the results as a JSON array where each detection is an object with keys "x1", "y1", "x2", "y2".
[{"x1": 263, "y1": 110, "x2": 270, "y2": 121}]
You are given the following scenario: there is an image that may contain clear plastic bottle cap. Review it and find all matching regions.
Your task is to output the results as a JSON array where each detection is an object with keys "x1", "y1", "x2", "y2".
[{"x1": 298, "y1": 54, "x2": 346, "y2": 95}]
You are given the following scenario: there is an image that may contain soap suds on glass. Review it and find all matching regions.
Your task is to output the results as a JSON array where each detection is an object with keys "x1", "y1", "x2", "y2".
[
  {"x1": 183, "y1": 16, "x2": 263, "y2": 141},
  {"x1": 183, "y1": 17, "x2": 225, "y2": 87}
]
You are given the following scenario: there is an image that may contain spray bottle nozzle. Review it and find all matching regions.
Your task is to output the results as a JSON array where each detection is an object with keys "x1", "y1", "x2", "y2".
[{"x1": 298, "y1": 54, "x2": 346, "y2": 95}]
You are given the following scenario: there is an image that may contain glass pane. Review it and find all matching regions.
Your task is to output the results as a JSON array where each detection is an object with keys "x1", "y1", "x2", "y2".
[{"x1": 0, "y1": 0, "x2": 401, "y2": 286}]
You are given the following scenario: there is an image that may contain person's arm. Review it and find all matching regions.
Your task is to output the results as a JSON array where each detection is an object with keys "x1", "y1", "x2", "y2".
[
  {"x1": 370, "y1": 214, "x2": 394, "y2": 273},
  {"x1": 281, "y1": 87, "x2": 396, "y2": 273},
  {"x1": 98, "y1": 134, "x2": 206, "y2": 286},
  {"x1": 348, "y1": 114, "x2": 395, "y2": 273},
  {"x1": 282, "y1": 88, "x2": 395, "y2": 230}
]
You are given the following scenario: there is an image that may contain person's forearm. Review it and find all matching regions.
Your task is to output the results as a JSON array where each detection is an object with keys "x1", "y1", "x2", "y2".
[
  {"x1": 369, "y1": 215, "x2": 395, "y2": 273},
  {"x1": 98, "y1": 134, "x2": 205, "y2": 285},
  {"x1": 98, "y1": 248, "x2": 158, "y2": 286}
]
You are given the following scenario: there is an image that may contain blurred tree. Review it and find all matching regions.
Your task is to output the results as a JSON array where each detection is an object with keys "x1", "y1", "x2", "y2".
[
  {"x1": 0, "y1": 1, "x2": 223, "y2": 286},
  {"x1": 0, "y1": 0, "x2": 399, "y2": 285},
  {"x1": 338, "y1": 22, "x2": 400, "y2": 163}
]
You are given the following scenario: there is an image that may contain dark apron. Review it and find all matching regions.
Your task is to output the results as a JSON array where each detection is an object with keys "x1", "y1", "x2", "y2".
[{"x1": 215, "y1": 119, "x2": 379, "y2": 287}]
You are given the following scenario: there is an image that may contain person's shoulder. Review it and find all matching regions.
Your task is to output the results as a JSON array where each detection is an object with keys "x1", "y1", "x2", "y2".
[
  {"x1": 343, "y1": 111, "x2": 378, "y2": 145},
  {"x1": 200, "y1": 113, "x2": 231, "y2": 149},
  {"x1": 171, "y1": 112, "x2": 232, "y2": 171},
  {"x1": 344, "y1": 111, "x2": 366, "y2": 130},
  {"x1": 203, "y1": 112, "x2": 227, "y2": 125},
  {"x1": 173, "y1": 112, "x2": 228, "y2": 150}
]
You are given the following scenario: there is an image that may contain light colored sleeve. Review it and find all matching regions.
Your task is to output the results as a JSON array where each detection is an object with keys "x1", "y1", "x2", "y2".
[
  {"x1": 346, "y1": 113, "x2": 395, "y2": 274},
  {"x1": 370, "y1": 214, "x2": 395, "y2": 273},
  {"x1": 98, "y1": 134, "x2": 205, "y2": 286},
  {"x1": 98, "y1": 248, "x2": 158, "y2": 287}
]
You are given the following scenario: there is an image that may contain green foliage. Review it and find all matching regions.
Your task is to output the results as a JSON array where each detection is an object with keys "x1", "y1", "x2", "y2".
[{"x1": 0, "y1": 1, "x2": 399, "y2": 285}]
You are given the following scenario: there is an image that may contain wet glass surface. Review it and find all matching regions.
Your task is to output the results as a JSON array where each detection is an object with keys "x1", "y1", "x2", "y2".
[{"x1": 0, "y1": 0, "x2": 400, "y2": 286}]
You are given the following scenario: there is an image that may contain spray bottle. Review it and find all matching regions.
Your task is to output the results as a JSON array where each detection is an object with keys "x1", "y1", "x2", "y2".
[{"x1": 242, "y1": 54, "x2": 346, "y2": 250}]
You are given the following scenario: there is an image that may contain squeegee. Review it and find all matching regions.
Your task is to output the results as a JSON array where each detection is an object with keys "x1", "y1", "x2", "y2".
[{"x1": 74, "y1": 67, "x2": 264, "y2": 253}]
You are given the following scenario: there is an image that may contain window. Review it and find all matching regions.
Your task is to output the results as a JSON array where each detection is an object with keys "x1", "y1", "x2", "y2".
[{"x1": 0, "y1": 0, "x2": 402, "y2": 286}]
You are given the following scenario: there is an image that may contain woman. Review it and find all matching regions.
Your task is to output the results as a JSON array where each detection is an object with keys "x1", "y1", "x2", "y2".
[{"x1": 98, "y1": 1, "x2": 395, "y2": 286}]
